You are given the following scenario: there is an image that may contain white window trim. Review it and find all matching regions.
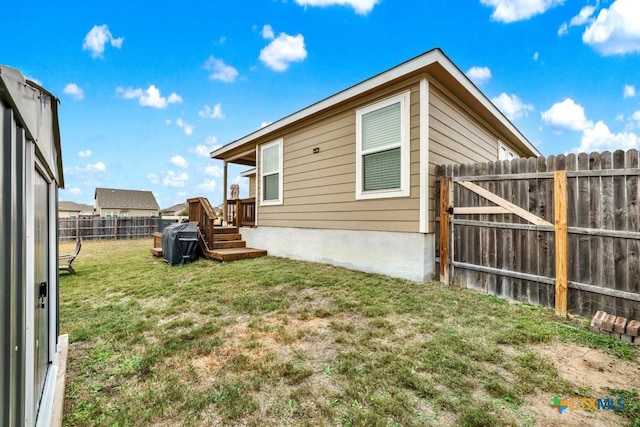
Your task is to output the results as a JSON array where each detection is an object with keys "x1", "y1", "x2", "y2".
[
  {"x1": 498, "y1": 141, "x2": 517, "y2": 161},
  {"x1": 355, "y1": 91, "x2": 411, "y2": 200},
  {"x1": 260, "y1": 138, "x2": 284, "y2": 206}
]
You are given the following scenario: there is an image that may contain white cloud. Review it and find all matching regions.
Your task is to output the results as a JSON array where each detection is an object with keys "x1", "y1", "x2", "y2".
[
  {"x1": 197, "y1": 179, "x2": 217, "y2": 192},
  {"x1": 480, "y1": 0, "x2": 564, "y2": 23},
  {"x1": 68, "y1": 188, "x2": 82, "y2": 195},
  {"x1": 204, "y1": 56, "x2": 239, "y2": 82},
  {"x1": 190, "y1": 138, "x2": 221, "y2": 158},
  {"x1": 466, "y1": 66, "x2": 492, "y2": 84},
  {"x1": 63, "y1": 83, "x2": 84, "y2": 100},
  {"x1": 577, "y1": 120, "x2": 639, "y2": 152},
  {"x1": 583, "y1": 0, "x2": 640, "y2": 55},
  {"x1": 260, "y1": 32, "x2": 307, "y2": 72},
  {"x1": 162, "y1": 171, "x2": 189, "y2": 188},
  {"x1": 203, "y1": 165, "x2": 224, "y2": 177},
  {"x1": 147, "y1": 173, "x2": 160, "y2": 184},
  {"x1": 624, "y1": 84, "x2": 636, "y2": 98},
  {"x1": 491, "y1": 93, "x2": 534, "y2": 120},
  {"x1": 175, "y1": 118, "x2": 194, "y2": 136},
  {"x1": 86, "y1": 161, "x2": 106, "y2": 171},
  {"x1": 167, "y1": 93, "x2": 183, "y2": 104},
  {"x1": 116, "y1": 85, "x2": 182, "y2": 109},
  {"x1": 541, "y1": 98, "x2": 593, "y2": 131},
  {"x1": 64, "y1": 161, "x2": 107, "y2": 186},
  {"x1": 558, "y1": 23, "x2": 569, "y2": 36},
  {"x1": 532, "y1": 51, "x2": 540, "y2": 61},
  {"x1": 262, "y1": 24, "x2": 275, "y2": 40},
  {"x1": 82, "y1": 24, "x2": 124, "y2": 58},
  {"x1": 171, "y1": 155, "x2": 189, "y2": 169},
  {"x1": 616, "y1": 113, "x2": 625, "y2": 121},
  {"x1": 559, "y1": 4, "x2": 597, "y2": 35},
  {"x1": 78, "y1": 150, "x2": 92, "y2": 158},
  {"x1": 199, "y1": 103, "x2": 225, "y2": 119},
  {"x1": 571, "y1": 4, "x2": 597, "y2": 26},
  {"x1": 260, "y1": 121, "x2": 272, "y2": 128},
  {"x1": 295, "y1": 0, "x2": 379, "y2": 15}
]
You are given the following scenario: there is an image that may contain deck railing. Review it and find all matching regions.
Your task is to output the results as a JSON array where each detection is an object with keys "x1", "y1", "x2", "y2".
[
  {"x1": 187, "y1": 197, "x2": 217, "y2": 249},
  {"x1": 227, "y1": 198, "x2": 256, "y2": 227}
]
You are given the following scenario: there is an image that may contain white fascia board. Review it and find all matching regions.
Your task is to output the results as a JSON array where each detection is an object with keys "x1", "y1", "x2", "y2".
[{"x1": 211, "y1": 48, "x2": 540, "y2": 159}]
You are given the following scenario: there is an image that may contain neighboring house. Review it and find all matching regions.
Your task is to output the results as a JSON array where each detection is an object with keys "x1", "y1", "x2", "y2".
[
  {"x1": 159, "y1": 202, "x2": 188, "y2": 217},
  {"x1": 94, "y1": 188, "x2": 160, "y2": 217},
  {"x1": 1, "y1": 66, "x2": 66, "y2": 426},
  {"x1": 212, "y1": 48, "x2": 541, "y2": 281},
  {"x1": 59, "y1": 201, "x2": 95, "y2": 217}
]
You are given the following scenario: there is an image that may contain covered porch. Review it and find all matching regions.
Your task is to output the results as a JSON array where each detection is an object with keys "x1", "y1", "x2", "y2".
[{"x1": 217, "y1": 145, "x2": 258, "y2": 228}]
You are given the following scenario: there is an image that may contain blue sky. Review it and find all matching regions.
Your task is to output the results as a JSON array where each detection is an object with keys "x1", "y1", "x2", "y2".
[{"x1": 3, "y1": 0, "x2": 640, "y2": 208}]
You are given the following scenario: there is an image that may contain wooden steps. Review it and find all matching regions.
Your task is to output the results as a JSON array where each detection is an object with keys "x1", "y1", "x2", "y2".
[
  {"x1": 150, "y1": 247, "x2": 163, "y2": 257},
  {"x1": 200, "y1": 224, "x2": 267, "y2": 262},
  {"x1": 206, "y1": 247, "x2": 268, "y2": 262}
]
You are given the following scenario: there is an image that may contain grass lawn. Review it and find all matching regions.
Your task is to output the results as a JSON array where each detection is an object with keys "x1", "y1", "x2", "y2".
[{"x1": 60, "y1": 238, "x2": 640, "y2": 426}]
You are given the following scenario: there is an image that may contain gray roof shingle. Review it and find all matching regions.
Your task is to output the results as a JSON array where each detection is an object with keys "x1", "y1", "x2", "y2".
[{"x1": 94, "y1": 188, "x2": 159, "y2": 210}]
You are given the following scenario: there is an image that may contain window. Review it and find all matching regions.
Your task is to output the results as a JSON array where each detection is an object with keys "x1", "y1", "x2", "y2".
[
  {"x1": 69, "y1": 212, "x2": 78, "y2": 218},
  {"x1": 356, "y1": 92, "x2": 410, "y2": 200},
  {"x1": 260, "y1": 139, "x2": 283, "y2": 205},
  {"x1": 106, "y1": 210, "x2": 118, "y2": 218},
  {"x1": 498, "y1": 142, "x2": 517, "y2": 161}
]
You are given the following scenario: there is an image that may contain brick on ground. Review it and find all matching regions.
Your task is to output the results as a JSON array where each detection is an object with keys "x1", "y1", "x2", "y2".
[
  {"x1": 614, "y1": 317, "x2": 628, "y2": 334},
  {"x1": 591, "y1": 310, "x2": 607, "y2": 332},
  {"x1": 627, "y1": 320, "x2": 640, "y2": 337},
  {"x1": 603, "y1": 313, "x2": 617, "y2": 332}
]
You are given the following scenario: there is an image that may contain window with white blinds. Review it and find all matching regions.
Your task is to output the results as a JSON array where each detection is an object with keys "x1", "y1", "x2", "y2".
[
  {"x1": 356, "y1": 92, "x2": 410, "y2": 199},
  {"x1": 260, "y1": 139, "x2": 283, "y2": 205}
]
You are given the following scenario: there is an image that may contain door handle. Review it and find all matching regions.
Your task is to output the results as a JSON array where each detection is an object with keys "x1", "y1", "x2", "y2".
[{"x1": 39, "y1": 282, "x2": 47, "y2": 308}]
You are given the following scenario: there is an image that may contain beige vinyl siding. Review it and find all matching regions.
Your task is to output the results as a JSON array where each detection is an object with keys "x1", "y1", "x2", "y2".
[
  {"x1": 426, "y1": 83, "x2": 523, "y2": 230},
  {"x1": 98, "y1": 208, "x2": 158, "y2": 217},
  {"x1": 249, "y1": 175, "x2": 256, "y2": 198},
  {"x1": 257, "y1": 81, "x2": 421, "y2": 233},
  {"x1": 58, "y1": 210, "x2": 78, "y2": 218}
]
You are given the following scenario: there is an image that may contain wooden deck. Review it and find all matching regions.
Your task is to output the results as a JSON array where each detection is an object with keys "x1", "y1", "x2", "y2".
[{"x1": 204, "y1": 247, "x2": 268, "y2": 262}]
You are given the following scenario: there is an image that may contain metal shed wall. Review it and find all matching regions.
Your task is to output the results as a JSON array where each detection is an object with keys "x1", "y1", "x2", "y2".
[{"x1": 0, "y1": 65, "x2": 64, "y2": 427}]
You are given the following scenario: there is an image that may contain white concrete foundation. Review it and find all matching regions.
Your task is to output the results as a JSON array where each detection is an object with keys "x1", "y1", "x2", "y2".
[{"x1": 240, "y1": 226, "x2": 435, "y2": 282}]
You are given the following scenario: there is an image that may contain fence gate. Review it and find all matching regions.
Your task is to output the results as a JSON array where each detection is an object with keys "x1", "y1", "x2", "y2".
[{"x1": 435, "y1": 152, "x2": 640, "y2": 319}]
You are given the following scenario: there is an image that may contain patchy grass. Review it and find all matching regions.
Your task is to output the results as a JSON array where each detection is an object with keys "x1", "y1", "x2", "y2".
[{"x1": 60, "y1": 238, "x2": 639, "y2": 426}]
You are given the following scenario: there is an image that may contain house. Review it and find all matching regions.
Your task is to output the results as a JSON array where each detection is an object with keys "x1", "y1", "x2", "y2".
[
  {"x1": 211, "y1": 48, "x2": 541, "y2": 281},
  {"x1": 59, "y1": 200, "x2": 95, "y2": 217},
  {"x1": 94, "y1": 187, "x2": 160, "y2": 217},
  {"x1": 0, "y1": 66, "x2": 67, "y2": 426},
  {"x1": 159, "y1": 202, "x2": 188, "y2": 217}
]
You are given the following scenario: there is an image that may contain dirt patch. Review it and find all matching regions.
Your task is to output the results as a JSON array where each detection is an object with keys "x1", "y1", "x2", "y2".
[
  {"x1": 523, "y1": 342, "x2": 639, "y2": 426},
  {"x1": 180, "y1": 315, "x2": 337, "y2": 378}
]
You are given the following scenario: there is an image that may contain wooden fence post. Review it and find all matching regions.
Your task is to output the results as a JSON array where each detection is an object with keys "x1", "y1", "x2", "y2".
[
  {"x1": 440, "y1": 178, "x2": 450, "y2": 284},
  {"x1": 554, "y1": 171, "x2": 568, "y2": 317}
]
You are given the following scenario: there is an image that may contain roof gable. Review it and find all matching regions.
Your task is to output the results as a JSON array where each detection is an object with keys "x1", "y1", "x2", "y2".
[
  {"x1": 211, "y1": 48, "x2": 541, "y2": 160},
  {"x1": 59, "y1": 201, "x2": 94, "y2": 212},
  {"x1": 95, "y1": 188, "x2": 159, "y2": 210}
]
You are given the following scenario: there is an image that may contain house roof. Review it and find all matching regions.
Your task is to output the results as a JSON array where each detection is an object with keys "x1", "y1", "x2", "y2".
[
  {"x1": 211, "y1": 48, "x2": 541, "y2": 162},
  {"x1": 59, "y1": 201, "x2": 94, "y2": 213},
  {"x1": 160, "y1": 202, "x2": 188, "y2": 214},
  {"x1": 94, "y1": 188, "x2": 160, "y2": 210}
]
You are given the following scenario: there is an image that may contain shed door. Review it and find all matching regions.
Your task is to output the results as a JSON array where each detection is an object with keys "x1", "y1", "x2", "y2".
[{"x1": 33, "y1": 169, "x2": 50, "y2": 413}]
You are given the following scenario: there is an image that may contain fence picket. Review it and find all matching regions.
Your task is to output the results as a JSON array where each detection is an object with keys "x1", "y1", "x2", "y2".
[{"x1": 437, "y1": 149, "x2": 640, "y2": 318}]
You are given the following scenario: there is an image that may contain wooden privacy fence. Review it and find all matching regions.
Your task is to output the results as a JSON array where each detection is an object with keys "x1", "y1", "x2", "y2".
[
  {"x1": 58, "y1": 216, "x2": 177, "y2": 241},
  {"x1": 435, "y1": 149, "x2": 640, "y2": 319}
]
